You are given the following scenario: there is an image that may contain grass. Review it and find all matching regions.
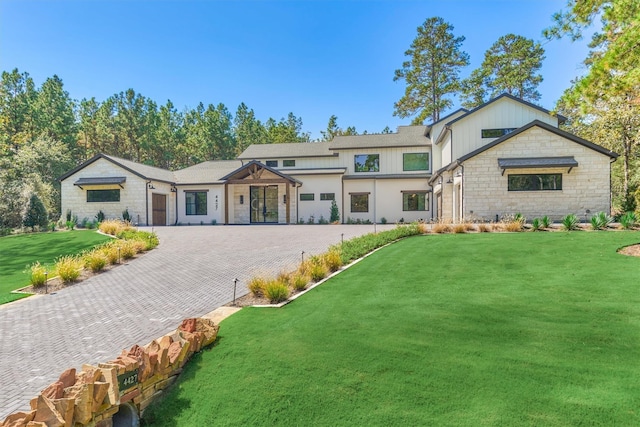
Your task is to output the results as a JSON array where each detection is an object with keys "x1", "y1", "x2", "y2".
[
  {"x1": 143, "y1": 232, "x2": 640, "y2": 426},
  {"x1": 0, "y1": 230, "x2": 112, "y2": 304}
]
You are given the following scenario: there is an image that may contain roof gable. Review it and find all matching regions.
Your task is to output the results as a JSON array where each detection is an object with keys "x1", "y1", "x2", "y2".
[
  {"x1": 457, "y1": 120, "x2": 618, "y2": 163},
  {"x1": 58, "y1": 153, "x2": 177, "y2": 183},
  {"x1": 220, "y1": 160, "x2": 301, "y2": 184}
]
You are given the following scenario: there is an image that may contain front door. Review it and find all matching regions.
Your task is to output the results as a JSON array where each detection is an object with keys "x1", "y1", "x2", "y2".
[
  {"x1": 152, "y1": 193, "x2": 166, "y2": 225},
  {"x1": 250, "y1": 186, "x2": 279, "y2": 223}
]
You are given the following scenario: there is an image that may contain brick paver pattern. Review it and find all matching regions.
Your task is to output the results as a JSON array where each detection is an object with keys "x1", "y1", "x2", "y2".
[{"x1": 0, "y1": 224, "x2": 393, "y2": 418}]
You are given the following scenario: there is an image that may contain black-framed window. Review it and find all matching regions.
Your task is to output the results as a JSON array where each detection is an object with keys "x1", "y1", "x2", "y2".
[
  {"x1": 403, "y1": 153, "x2": 429, "y2": 171},
  {"x1": 300, "y1": 193, "x2": 314, "y2": 201},
  {"x1": 351, "y1": 194, "x2": 369, "y2": 212},
  {"x1": 482, "y1": 128, "x2": 517, "y2": 138},
  {"x1": 186, "y1": 191, "x2": 207, "y2": 215},
  {"x1": 403, "y1": 192, "x2": 428, "y2": 211},
  {"x1": 266, "y1": 160, "x2": 278, "y2": 167},
  {"x1": 508, "y1": 174, "x2": 562, "y2": 191},
  {"x1": 354, "y1": 154, "x2": 379, "y2": 172},
  {"x1": 320, "y1": 193, "x2": 335, "y2": 201},
  {"x1": 87, "y1": 189, "x2": 120, "y2": 202},
  {"x1": 283, "y1": 159, "x2": 295, "y2": 167}
]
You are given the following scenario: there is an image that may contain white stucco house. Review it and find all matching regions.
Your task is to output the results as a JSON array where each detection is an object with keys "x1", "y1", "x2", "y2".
[{"x1": 58, "y1": 94, "x2": 618, "y2": 225}]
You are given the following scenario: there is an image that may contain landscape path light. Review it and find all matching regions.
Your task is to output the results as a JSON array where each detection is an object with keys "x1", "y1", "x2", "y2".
[
  {"x1": 45, "y1": 270, "x2": 48, "y2": 294},
  {"x1": 232, "y1": 278, "x2": 239, "y2": 306}
]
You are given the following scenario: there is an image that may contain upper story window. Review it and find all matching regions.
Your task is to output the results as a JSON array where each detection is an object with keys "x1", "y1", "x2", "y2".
[
  {"x1": 265, "y1": 160, "x2": 278, "y2": 167},
  {"x1": 354, "y1": 154, "x2": 379, "y2": 172},
  {"x1": 283, "y1": 160, "x2": 295, "y2": 167},
  {"x1": 482, "y1": 128, "x2": 517, "y2": 138},
  {"x1": 508, "y1": 174, "x2": 562, "y2": 191},
  {"x1": 87, "y1": 189, "x2": 120, "y2": 202},
  {"x1": 403, "y1": 153, "x2": 429, "y2": 171}
]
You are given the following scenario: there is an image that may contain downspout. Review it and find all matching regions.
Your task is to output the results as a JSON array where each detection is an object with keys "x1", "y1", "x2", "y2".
[
  {"x1": 174, "y1": 185, "x2": 178, "y2": 225},
  {"x1": 460, "y1": 164, "x2": 465, "y2": 222},
  {"x1": 296, "y1": 183, "x2": 299, "y2": 223},
  {"x1": 609, "y1": 157, "x2": 615, "y2": 215},
  {"x1": 145, "y1": 180, "x2": 151, "y2": 226},
  {"x1": 341, "y1": 177, "x2": 345, "y2": 224}
]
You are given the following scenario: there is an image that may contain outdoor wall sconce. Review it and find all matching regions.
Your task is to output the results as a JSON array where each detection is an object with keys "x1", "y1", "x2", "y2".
[
  {"x1": 283, "y1": 195, "x2": 287, "y2": 203},
  {"x1": 170, "y1": 185, "x2": 177, "y2": 193},
  {"x1": 446, "y1": 178, "x2": 453, "y2": 184},
  {"x1": 147, "y1": 183, "x2": 155, "y2": 189},
  {"x1": 240, "y1": 195, "x2": 244, "y2": 204}
]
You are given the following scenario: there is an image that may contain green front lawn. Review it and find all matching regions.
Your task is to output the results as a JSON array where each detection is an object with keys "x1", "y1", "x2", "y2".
[
  {"x1": 0, "y1": 230, "x2": 112, "y2": 304},
  {"x1": 143, "y1": 232, "x2": 640, "y2": 426}
]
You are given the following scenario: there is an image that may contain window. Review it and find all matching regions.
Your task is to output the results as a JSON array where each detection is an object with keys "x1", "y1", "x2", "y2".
[
  {"x1": 283, "y1": 159, "x2": 295, "y2": 167},
  {"x1": 351, "y1": 194, "x2": 369, "y2": 212},
  {"x1": 266, "y1": 160, "x2": 278, "y2": 167},
  {"x1": 403, "y1": 153, "x2": 429, "y2": 171},
  {"x1": 300, "y1": 193, "x2": 314, "y2": 201},
  {"x1": 354, "y1": 154, "x2": 379, "y2": 172},
  {"x1": 482, "y1": 128, "x2": 517, "y2": 138},
  {"x1": 87, "y1": 189, "x2": 120, "y2": 202},
  {"x1": 186, "y1": 191, "x2": 207, "y2": 215},
  {"x1": 403, "y1": 192, "x2": 428, "y2": 211},
  {"x1": 508, "y1": 174, "x2": 562, "y2": 191},
  {"x1": 320, "y1": 193, "x2": 335, "y2": 201}
]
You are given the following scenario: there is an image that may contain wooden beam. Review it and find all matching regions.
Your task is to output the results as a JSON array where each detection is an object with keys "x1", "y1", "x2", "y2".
[
  {"x1": 286, "y1": 184, "x2": 290, "y2": 224},
  {"x1": 224, "y1": 183, "x2": 229, "y2": 224}
]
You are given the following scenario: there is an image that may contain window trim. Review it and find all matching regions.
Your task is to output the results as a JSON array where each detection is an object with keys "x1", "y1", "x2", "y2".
[
  {"x1": 87, "y1": 189, "x2": 120, "y2": 203},
  {"x1": 185, "y1": 190, "x2": 208, "y2": 215},
  {"x1": 300, "y1": 193, "x2": 315, "y2": 201},
  {"x1": 507, "y1": 174, "x2": 563, "y2": 191},
  {"x1": 354, "y1": 154, "x2": 380, "y2": 173},
  {"x1": 403, "y1": 153, "x2": 430, "y2": 171},
  {"x1": 350, "y1": 192, "x2": 370, "y2": 213},
  {"x1": 401, "y1": 191, "x2": 429, "y2": 211},
  {"x1": 482, "y1": 128, "x2": 517, "y2": 138}
]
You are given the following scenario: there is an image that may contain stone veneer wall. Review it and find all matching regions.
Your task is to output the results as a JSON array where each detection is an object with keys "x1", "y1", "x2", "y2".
[
  {"x1": 0, "y1": 318, "x2": 219, "y2": 427},
  {"x1": 462, "y1": 127, "x2": 612, "y2": 221}
]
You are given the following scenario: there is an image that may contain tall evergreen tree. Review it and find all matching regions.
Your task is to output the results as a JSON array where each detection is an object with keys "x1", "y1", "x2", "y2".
[
  {"x1": 234, "y1": 103, "x2": 267, "y2": 155},
  {"x1": 23, "y1": 193, "x2": 49, "y2": 231},
  {"x1": 0, "y1": 69, "x2": 38, "y2": 154},
  {"x1": 393, "y1": 17, "x2": 469, "y2": 124},
  {"x1": 460, "y1": 34, "x2": 545, "y2": 108},
  {"x1": 33, "y1": 75, "x2": 77, "y2": 154}
]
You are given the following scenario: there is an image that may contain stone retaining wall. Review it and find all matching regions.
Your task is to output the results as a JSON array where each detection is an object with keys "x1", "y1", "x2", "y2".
[{"x1": 1, "y1": 317, "x2": 219, "y2": 427}]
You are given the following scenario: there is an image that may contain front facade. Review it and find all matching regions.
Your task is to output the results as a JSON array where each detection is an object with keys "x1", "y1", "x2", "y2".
[{"x1": 59, "y1": 94, "x2": 618, "y2": 225}]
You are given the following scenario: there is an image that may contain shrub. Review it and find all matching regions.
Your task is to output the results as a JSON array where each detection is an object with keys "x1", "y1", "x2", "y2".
[
  {"x1": 55, "y1": 255, "x2": 83, "y2": 283},
  {"x1": 503, "y1": 221, "x2": 523, "y2": 232},
  {"x1": 307, "y1": 215, "x2": 315, "y2": 225},
  {"x1": 122, "y1": 208, "x2": 131, "y2": 222},
  {"x1": 66, "y1": 220, "x2": 76, "y2": 230},
  {"x1": 561, "y1": 214, "x2": 580, "y2": 231},
  {"x1": 322, "y1": 249, "x2": 343, "y2": 272},
  {"x1": 433, "y1": 222, "x2": 452, "y2": 234},
  {"x1": 464, "y1": 223, "x2": 476, "y2": 232},
  {"x1": 120, "y1": 241, "x2": 136, "y2": 259},
  {"x1": 96, "y1": 210, "x2": 105, "y2": 223},
  {"x1": 291, "y1": 273, "x2": 309, "y2": 292},
  {"x1": 23, "y1": 193, "x2": 49, "y2": 232},
  {"x1": 277, "y1": 271, "x2": 292, "y2": 287},
  {"x1": 84, "y1": 250, "x2": 107, "y2": 272},
  {"x1": 590, "y1": 212, "x2": 613, "y2": 230},
  {"x1": 453, "y1": 224, "x2": 466, "y2": 234},
  {"x1": 248, "y1": 277, "x2": 268, "y2": 297},
  {"x1": 330, "y1": 199, "x2": 340, "y2": 223},
  {"x1": 263, "y1": 280, "x2": 289, "y2": 303},
  {"x1": 417, "y1": 223, "x2": 429, "y2": 234},
  {"x1": 541, "y1": 215, "x2": 551, "y2": 229},
  {"x1": 531, "y1": 218, "x2": 541, "y2": 231},
  {"x1": 491, "y1": 223, "x2": 504, "y2": 232},
  {"x1": 318, "y1": 215, "x2": 329, "y2": 225},
  {"x1": 478, "y1": 223, "x2": 491, "y2": 233},
  {"x1": 334, "y1": 224, "x2": 421, "y2": 264},
  {"x1": 380, "y1": 217, "x2": 387, "y2": 224},
  {"x1": 620, "y1": 211, "x2": 637, "y2": 230},
  {"x1": 99, "y1": 219, "x2": 132, "y2": 236},
  {"x1": 129, "y1": 239, "x2": 147, "y2": 254},
  {"x1": 99, "y1": 244, "x2": 120, "y2": 265},
  {"x1": 27, "y1": 262, "x2": 48, "y2": 287}
]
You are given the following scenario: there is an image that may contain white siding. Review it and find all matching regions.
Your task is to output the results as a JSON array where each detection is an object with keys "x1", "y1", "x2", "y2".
[
  {"x1": 175, "y1": 185, "x2": 225, "y2": 225},
  {"x1": 451, "y1": 97, "x2": 559, "y2": 161},
  {"x1": 335, "y1": 147, "x2": 432, "y2": 175},
  {"x1": 293, "y1": 174, "x2": 342, "y2": 223}
]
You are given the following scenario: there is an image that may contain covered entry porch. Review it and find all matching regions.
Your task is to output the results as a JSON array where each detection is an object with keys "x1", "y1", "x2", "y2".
[{"x1": 222, "y1": 161, "x2": 300, "y2": 224}]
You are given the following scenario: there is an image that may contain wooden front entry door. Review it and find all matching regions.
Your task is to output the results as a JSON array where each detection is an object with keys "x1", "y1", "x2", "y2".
[{"x1": 152, "y1": 193, "x2": 166, "y2": 225}]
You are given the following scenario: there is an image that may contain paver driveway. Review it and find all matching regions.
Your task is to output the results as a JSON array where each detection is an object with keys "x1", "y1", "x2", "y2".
[{"x1": 0, "y1": 224, "x2": 393, "y2": 418}]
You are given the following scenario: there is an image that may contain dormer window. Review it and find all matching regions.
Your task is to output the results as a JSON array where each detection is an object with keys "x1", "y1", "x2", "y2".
[{"x1": 482, "y1": 128, "x2": 516, "y2": 138}]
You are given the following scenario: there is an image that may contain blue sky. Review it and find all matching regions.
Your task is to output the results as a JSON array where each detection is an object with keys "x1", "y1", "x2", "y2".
[{"x1": 1, "y1": 1, "x2": 592, "y2": 140}]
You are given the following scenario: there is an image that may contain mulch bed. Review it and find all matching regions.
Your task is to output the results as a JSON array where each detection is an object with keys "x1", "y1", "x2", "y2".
[
  {"x1": 618, "y1": 244, "x2": 640, "y2": 257},
  {"x1": 16, "y1": 253, "x2": 145, "y2": 295}
]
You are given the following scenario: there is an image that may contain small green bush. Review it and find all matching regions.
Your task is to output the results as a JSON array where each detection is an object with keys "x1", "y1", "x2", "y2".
[
  {"x1": 541, "y1": 216, "x2": 551, "y2": 229},
  {"x1": 330, "y1": 199, "x2": 340, "y2": 223},
  {"x1": 531, "y1": 218, "x2": 541, "y2": 231},
  {"x1": 96, "y1": 210, "x2": 105, "y2": 223},
  {"x1": 56, "y1": 255, "x2": 83, "y2": 283},
  {"x1": 561, "y1": 214, "x2": 580, "y2": 231},
  {"x1": 590, "y1": 212, "x2": 613, "y2": 230},
  {"x1": 27, "y1": 261, "x2": 48, "y2": 287},
  {"x1": 263, "y1": 280, "x2": 289, "y2": 303},
  {"x1": 122, "y1": 208, "x2": 131, "y2": 222},
  {"x1": 335, "y1": 224, "x2": 421, "y2": 264},
  {"x1": 620, "y1": 211, "x2": 637, "y2": 230},
  {"x1": 84, "y1": 251, "x2": 107, "y2": 272}
]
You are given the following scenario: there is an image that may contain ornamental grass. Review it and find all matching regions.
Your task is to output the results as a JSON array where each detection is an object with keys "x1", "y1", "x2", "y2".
[
  {"x1": 27, "y1": 262, "x2": 47, "y2": 287},
  {"x1": 248, "y1": 276, "x2": 268, "y2": 297},
  {"x1": 263, "y1": 280, "x2": 289, "y2": 303},
  {"x1": 55, "y1": 255, "x2": 83, "y2": 283},
  {"x1": 84, "y1": 250, "x2": 107, "y2": 272}
]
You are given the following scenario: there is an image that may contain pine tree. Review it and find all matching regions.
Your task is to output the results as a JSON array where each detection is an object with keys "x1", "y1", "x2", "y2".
[{"x1": 23, "y1": 193, "x2": 48, "y2": 231}]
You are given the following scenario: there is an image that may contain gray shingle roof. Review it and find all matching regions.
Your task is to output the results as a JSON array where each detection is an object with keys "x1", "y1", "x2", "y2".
[
  {"x1": 101, "y1": 154, "x2": 177, "y2": 183},
  {"x1": 329, "y1": 127, "x2": 429, "y2": 150},
  {"x1": 173, "y1": 160, "x2": 243, "y2": 184},
  {"x1": 238, "y1": 142, "x2": 334, "y2": 159}
]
